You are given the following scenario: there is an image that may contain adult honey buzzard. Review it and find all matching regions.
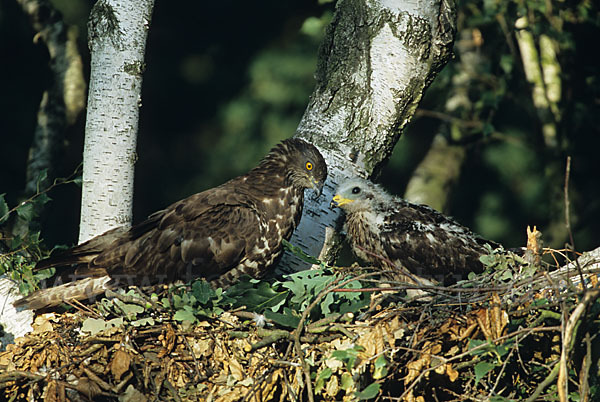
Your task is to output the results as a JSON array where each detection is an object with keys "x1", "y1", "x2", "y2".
[
  {"x1": 15, "y1": 138, "x2": 327, "y2": 309},
  {"x1": 332, "y1": 178, "x2": 498, "y2": 285}
]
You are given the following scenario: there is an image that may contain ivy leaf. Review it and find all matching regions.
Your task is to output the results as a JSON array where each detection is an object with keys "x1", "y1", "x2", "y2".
[
  {"x1": 192, "y1": 279, "x2": 215, "y2": 304},
  {"x1": 16, "y1": 203, "x2": 35, "y2": 221},
  {"x1": 81, "y1": 318, "x2": 108, "y2": 335},
  {"x1": 340, "y1": 372, "x2": 354, "y2": 391},
  {"x1": 264, "y1": 308, "x2": 300, "y2": 328},
  {"x1": 173, "y1": 308, "x2": 197, "y2": 324},
  {"x1": 320, "y1": 291, "x2": 335, "y2": 315},
  {"x1": 467, "y1": 339, "x2": 491, "y2": 355},
  {"x1": 332, "y1": 345, "x2": 364, "y2": 371},
  {"x1": 355, "y1": 382, "x2": 380, "y2": 400},
  {"x1": 474, "y1": 361, "x2": 496, "y2": 384},
  {"x1": 282, "y1": 239, "x2": 323, "y2": 266},
  {"x1": 228, "y1": 280, "x2": 288, "y2": 312}
]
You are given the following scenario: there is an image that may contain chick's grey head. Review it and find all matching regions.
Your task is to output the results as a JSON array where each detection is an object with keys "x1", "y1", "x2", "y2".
[{"x1": 331, "y1": 178, "x2": 392, "y2": 213}]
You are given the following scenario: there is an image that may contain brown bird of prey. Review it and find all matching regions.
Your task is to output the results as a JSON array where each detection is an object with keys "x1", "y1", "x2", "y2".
[
  {"x1": 15, "y1": 138, "x2": 327, "y2": 310},
  {"x1": 331, "y1": 178, "x2": 498, "y2": 285}
]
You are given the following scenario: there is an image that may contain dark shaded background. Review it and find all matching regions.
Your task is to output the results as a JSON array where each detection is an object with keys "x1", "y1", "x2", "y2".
[{"x1": 1, "y1": 0, "x2": 599, "y2": 254}]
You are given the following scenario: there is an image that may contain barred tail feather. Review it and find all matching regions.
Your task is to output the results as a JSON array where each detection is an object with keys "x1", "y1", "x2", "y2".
[{"x1": 13, "y1": 276, "x2": 112, "y2": 310}]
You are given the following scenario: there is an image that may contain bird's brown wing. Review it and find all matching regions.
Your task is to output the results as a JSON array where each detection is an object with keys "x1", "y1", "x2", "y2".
[
  {"x1": 85, "y1": 187, "x2": 263, "y2": 286},
  {"x1": 379, "y1": 202, "x2": 492, "y2": 281},
  {"x1": 33, "y1": 226, "x2": 129, "y2": 272}
]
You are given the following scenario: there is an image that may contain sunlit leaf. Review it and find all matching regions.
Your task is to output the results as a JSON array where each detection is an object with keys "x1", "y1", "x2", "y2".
[{"x1": 173, "y1": 309, "x2": 197, "y2": 324}]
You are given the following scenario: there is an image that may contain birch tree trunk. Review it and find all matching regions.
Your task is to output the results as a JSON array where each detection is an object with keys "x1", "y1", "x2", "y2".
[
  {"x1": 279, "y1": 0, "x2": 457, "y2": 272},
  {"x1": 79, "y1": 0, "x2": 154, "y2": 243}
]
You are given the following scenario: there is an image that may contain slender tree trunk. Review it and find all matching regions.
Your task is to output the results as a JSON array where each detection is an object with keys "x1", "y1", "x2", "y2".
[
  {"x1": 278, "y1": 0, "x2": 457, "y2": 273},
  {"x1": 13, "y1": 0, "x2": 86, "y2": 236},
  {"x1": 79, "y1": 0, "x2": 154, "y2": 243}
]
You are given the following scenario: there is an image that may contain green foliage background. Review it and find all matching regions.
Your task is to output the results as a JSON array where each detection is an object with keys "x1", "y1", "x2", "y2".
[{"x1": 0, "y1": 0, "x2": 599, "y2": 252}]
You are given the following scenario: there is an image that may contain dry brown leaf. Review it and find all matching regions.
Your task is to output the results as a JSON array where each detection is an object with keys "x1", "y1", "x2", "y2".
[
  {"x1": 252, "y1": 368, "x2": 283, "y2": 402},
  {"x1": 73, "y1": 377, "x2": 103, "y2": 399},
  {"x1": 228, "y1": 357, "x2": 244, "y2": 381},
  {"x1": 446, "y1": 363, "x2": 459, "y2": 382},
  {"x1": 43, "y1": 380, "x2": 58, "y2": 402},
  {"x1": 110, "y1": 348, "x2": 131, "y2": 382},
  {"x1": 359, "y1": 323, "x2": 385, "y2": 356},
  {"x1": 326, "y1": 374, "x2": 339, "y2": 398},
  {"x1": 474, "y1": 294, "x2": 508, "y2": 342},
  {"x1": 32, "y1": 314, "x2": 54, "y2": 334},
  {"x1": 216, "y1": 387, "x2": 245, "y2": 402},
  {"x1": 157, "y1": 325, "x2": 176, "y2": 358},
  {"x1": 405, "y1": 353, "x2": 430, "y2": 384}
]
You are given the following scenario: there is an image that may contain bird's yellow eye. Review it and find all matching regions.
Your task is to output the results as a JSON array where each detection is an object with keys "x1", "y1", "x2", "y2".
[{"x1": 305, "y1": 161, "x2": 313, "y2": 171}]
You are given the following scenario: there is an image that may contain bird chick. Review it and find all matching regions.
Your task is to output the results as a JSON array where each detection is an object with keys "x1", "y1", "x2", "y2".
[{"x1": 332, "y1": 178, "x2": 498, "y2": 286}]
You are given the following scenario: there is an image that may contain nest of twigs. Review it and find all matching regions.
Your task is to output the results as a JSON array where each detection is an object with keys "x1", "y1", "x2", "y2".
[{"x1": 1, "y1": 246, "x2": 599, "y2": 402}]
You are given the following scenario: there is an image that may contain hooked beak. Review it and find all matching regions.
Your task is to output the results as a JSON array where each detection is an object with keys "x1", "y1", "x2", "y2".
[
  {"x1": 310, "y1": 178, "x2": 324, "y2": 198},
  {"x1": 331, "y1": 194, "x2": 353, "y2": 208}
]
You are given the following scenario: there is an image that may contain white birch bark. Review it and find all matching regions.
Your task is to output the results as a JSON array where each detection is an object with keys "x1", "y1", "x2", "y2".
[
  {"x1": 279, "y1": 0, "x2": 457, "y2": 273},
  {"x1": 79, "y1": 0, "x2": 154, "y2": 243}
]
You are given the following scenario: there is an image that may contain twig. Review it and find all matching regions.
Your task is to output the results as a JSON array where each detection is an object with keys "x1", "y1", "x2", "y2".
[
  {"x1": 564, "y1": 156, "x2": 575, "y2": 252},
  {"x1": 252, "y1": 328, "x2": 291, "y2": 350},
  {"x1": 563, "y1": 156, "x2": 586, "y2": 287},
  {"x1": 180, "y1": 333, "x2": 202, "y2": 382},
  {"x1": 557, "y1": 289, "x2": 600, "y2": 402},
  {"x1": 579, "y1": 331, "x2": 592, "y2": 402},
  {"x1": 0, "y1": 164, "x2": 83, "y2": 224},
  {"x1": 331, "y1": 284, "x2": 512, "y2": 293},
  {"x1": 82, "y1": 367, "x2": 113, "y2": 392},
  {"x1": 0, "y1": 370, "x2": 45, "y2": 386}
]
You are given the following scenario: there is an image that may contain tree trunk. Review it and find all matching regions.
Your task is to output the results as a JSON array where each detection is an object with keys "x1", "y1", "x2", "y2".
[
  {"x1": 79, "y1": 0, "x2": 154, "y2": 243},
  {"x1": 13, "y1": 0, "x2": 86, "y2": 237},
  {"x1": 278, "y1": 0, "x2": 457, "y2": 273}
]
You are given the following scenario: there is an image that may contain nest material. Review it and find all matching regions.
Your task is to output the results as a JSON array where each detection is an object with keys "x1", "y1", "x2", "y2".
[{"x1": 2, "y1": 249, "x2": 600, "y2": 401}]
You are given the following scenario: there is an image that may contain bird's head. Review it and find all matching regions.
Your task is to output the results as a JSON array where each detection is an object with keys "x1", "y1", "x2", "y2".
[
  {"x1": 331, "y1": 178, "x2": 388, "y2": 213},
  {"x1": 281, "y1": 138, "x2": 328, "y2": 196}
]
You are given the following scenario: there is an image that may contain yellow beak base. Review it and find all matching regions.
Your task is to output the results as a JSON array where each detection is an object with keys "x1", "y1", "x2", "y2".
[{"x1": 332, "y1": 195, "x2": 354, "y2": 207}]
